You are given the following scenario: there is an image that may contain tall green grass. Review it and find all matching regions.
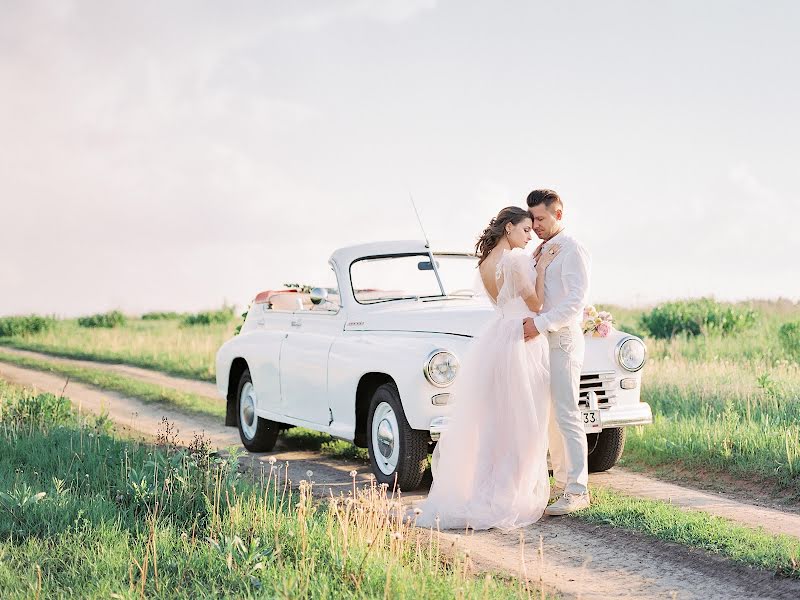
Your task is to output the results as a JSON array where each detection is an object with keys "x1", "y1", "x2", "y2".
[
  {"x1": 0, "y1": 381, "x2": 536, "y2": 599},
  {"x1": 623, "y1": 356, "x2": 800, "y2": 495}
]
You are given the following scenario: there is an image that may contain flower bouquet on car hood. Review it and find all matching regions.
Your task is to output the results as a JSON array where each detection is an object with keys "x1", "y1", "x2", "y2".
[{"x1": 583, "y1": 305, "x2": 613, "y2": 337}]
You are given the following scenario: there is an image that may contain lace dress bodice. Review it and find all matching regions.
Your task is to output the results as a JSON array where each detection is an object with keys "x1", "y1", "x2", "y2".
[{"x1": 487, "y1": 248, "x2": 538, "y2": 320}]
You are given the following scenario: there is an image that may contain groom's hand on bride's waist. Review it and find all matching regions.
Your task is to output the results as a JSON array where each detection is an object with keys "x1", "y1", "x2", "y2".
[{"x1": 523, "y1": 318, "x2": 539, "y2": 341}]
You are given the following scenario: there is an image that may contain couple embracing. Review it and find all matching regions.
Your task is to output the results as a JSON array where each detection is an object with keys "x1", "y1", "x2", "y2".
[{"x1": 417, "y1": 189, "x2": 591, "y2": 530}]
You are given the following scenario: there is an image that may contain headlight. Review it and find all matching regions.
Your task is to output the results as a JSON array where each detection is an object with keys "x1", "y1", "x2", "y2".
[
  {"x1": 616, "y1": 337, "x2": 647, "y2": 372},
  {"x1": 424, "y1": 350, "x2": 459, "y2": 387}
]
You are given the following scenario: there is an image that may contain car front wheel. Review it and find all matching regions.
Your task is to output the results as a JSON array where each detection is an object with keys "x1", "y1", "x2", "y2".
[
  {"x1": 587, "y1": 427, "x2": 626, "y2": 472},
  {"x1": 367, "y1": 383, "x2": 428, "y2": 490},
  {"x1": 237, "y1": 368, "x2": 279, "y2": 452}
]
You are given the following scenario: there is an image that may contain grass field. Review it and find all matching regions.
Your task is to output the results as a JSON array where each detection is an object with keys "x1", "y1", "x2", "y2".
[
  {"x1": 0, "y1": 381, "x2": 539, "y2": 599},
  {"x1": 0, "y1": 317, "x2": 235, "y2": 382},
  {"x1": 2, "y1": 300, "x2": 800, "y2": 497},
  {"x1": 3, "y1": 380, "x2": 800, "y2": 594}
]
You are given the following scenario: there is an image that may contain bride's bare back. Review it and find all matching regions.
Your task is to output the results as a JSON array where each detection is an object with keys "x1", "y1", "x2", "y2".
[{"x1": 478, "y1": 251, "x2": 503, "y2": 302}]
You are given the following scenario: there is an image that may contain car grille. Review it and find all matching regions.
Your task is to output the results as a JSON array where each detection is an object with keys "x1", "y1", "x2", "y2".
[{"x1": 579, "y1": 371, "x2": 616, "y2": 408}]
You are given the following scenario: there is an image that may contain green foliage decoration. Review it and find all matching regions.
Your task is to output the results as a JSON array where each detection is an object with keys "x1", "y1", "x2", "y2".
[
  {"x1": 283, "y1": 282, "x2": 314, "y2": 293},
  {"x1": 77, "y1": 310, "x2": 127, "y2": 328},
  {"x1": 640, "y1": 298, "x2": 758, "y2": 339}
]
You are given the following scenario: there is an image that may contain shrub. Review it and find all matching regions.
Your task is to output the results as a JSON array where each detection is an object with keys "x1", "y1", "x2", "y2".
[
  {"x1": 182, "y1": 306, "x2": 235, "y2": 327},
  {"x1": 77, "y1": 310, "x2": 127, "y2": 328},
  {"x1": 0, "y1": 315, "x2": 56, "y2": 337},
  {"x1": 779, "y1": 321, "x2": 800, "y2": 361},
  {"x1": 0, "y1": 389, "x2": 74, "y2": 430},
  {"x1": 640, "y1": 299, "x2": 758, "y2": 339},
  {"x1": 141, "y1": 311, "x2": 182, "y2": 320}
]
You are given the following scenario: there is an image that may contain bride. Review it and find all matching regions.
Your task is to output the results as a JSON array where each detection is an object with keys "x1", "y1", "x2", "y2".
[{"x1": 416, "y1": 206, "x2": 559, "y2": 530}]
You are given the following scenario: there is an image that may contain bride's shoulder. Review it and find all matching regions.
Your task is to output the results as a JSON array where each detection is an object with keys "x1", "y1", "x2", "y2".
[{"x1": 504, "y1": 247, "x2": 533, "y2": 266}]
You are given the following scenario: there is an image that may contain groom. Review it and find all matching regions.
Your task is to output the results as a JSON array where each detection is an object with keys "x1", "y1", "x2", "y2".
[{"x1": 522, "y1": 189, "x2": 592, "y2": 515}]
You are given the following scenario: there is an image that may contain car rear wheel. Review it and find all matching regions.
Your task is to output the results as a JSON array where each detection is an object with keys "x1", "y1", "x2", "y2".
[
  {"x1": 587, "y1": 427, "x2": 626, "y2": 472},
  {"x1": 237, "y1": 369, "x2": 279, "y2": 452},
  {"x1": 367, "y1": 383, "x2": 428, "y2": 491}
]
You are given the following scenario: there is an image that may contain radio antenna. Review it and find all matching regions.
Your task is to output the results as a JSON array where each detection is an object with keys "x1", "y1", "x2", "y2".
[
  {"x1": 410, "y1": 193, "x2": 431, "y2": 248},
  {"x1": 409, "y1": 193, "x2": 446, "y2": 295}
]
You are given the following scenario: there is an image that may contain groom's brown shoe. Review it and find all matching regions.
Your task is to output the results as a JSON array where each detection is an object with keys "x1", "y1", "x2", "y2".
[{"x1": 544, "y1": 492, "x2": 590, "y2": 516}]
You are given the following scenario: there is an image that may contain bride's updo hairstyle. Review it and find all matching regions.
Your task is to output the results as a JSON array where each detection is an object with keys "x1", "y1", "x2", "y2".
[{"x1": 475, "y1": 206, "x2": 531, "y2": 265}]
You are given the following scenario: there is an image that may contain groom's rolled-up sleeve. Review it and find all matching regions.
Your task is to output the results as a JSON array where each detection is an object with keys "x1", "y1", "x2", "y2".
[{"x1": 533, "y1": 244, "x2": 591, "y2": 333}]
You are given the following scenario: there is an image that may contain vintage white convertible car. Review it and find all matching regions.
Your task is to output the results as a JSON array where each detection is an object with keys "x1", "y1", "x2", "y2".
[{"x1": 216, "y1": 240, "x2": 652, "y2": 490}]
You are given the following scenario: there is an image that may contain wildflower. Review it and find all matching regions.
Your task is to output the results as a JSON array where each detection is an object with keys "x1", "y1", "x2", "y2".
[
  {"x1": 268, "y1": 457, "x2": 277, "y2": 465},
  {"x1": 349, "y1": 470, "x2": 357, "y2": 477},
  {"x1": 391, "y1": 532, "x2": 403, "y2": 541},
  {"x1": 379, "y1": 483, "x2": 389, "y2": 490},
  {"x1": 367, "y1": 473, "x2": 376, "y2": 481},
  {"x1": 306, "y1": 470, "x2": 314, "y2": 478},
  {"x1": 413, "y1": 508, "x2": 423, "y2": 516}
]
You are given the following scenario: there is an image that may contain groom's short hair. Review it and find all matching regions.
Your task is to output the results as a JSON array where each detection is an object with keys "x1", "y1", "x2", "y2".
[{"x1": 526, "y1": 189, "x2": 562, "y2": 212}]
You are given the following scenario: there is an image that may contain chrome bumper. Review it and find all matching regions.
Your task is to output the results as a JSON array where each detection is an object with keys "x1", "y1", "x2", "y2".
[
  {"x1": 429, "y1": 416, "x2": 448, "y2": 441},
  {"x1": 429, "y1": 403, "x2": 653, "y2": 441},
  {"x1": 595, "y1": 402, "x2": 653, "y2": 429}
]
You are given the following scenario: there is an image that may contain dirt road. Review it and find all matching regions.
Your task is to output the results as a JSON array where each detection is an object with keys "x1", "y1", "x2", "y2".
[{"x1": 3, "y1": 357, "x2": 800, "y2": 598}]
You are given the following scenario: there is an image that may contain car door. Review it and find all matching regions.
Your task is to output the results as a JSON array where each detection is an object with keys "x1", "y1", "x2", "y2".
[
  {"x1": 279, "y1": 308, "x2": 343, "y2": 426},
  {"x1": 248, "y1": 296, "x2": 295, "y2": 417}
]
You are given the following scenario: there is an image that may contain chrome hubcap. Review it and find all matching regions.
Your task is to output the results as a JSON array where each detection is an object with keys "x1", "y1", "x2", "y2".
[
  {"x1": 372, "y1": 402, "x2": 400, "y2": 475},
  {"x1": 377, "y1": 419, "x2": 395, "y2": 458},
  {"x1": 239, "y1": 382, "x2": 258, "y2": 440}
]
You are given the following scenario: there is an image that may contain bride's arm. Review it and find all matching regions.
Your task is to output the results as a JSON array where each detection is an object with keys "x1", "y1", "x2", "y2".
[
  {"x1": 526, "y1": 245, "x2": 560, "y2": 313},
  {"x1": 521, "y1": 287, "x2": 543, "y2": 313}
]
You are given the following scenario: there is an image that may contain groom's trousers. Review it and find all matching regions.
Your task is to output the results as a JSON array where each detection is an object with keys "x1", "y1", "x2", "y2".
[{"x1": 547, "y1": 325, "x2": 589, "y2": 495}]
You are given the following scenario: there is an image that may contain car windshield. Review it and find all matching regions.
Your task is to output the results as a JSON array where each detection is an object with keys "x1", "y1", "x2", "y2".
[{"x1": 350, "y1": 253, "x2": 479, "y2": 304}]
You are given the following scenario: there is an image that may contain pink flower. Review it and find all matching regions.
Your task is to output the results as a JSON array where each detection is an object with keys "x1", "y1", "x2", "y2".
[
  {"x1": 597, "y1": 322, "x2": 611, "y2": 337},
  {"x1": 598, "y1": 311, "x2": 612, "y2": 321}
]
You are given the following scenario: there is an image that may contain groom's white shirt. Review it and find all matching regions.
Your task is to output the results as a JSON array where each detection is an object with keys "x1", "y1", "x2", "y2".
[{"x1": 531, "y1": 229, "x2": 591, "y2": 333}]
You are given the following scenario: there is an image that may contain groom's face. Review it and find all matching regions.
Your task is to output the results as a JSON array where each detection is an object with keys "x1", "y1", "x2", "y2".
[{"x1": 529, "y1": 204, "x2": 562, "y2": 240}]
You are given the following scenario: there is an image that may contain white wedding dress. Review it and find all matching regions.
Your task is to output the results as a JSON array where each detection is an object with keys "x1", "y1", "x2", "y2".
[{"x1": 416, "y1": 248, "x2": 551, "y2": 531}]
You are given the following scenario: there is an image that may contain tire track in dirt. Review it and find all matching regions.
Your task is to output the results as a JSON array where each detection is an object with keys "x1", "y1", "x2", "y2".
[{"x1": 3, "y1": 360, "x2": 800, "y2": 599}]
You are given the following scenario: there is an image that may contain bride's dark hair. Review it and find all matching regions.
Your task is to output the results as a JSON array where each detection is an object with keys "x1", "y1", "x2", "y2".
[{"x1": 475, "y1": 206, "x2": 531, "y2": 265}]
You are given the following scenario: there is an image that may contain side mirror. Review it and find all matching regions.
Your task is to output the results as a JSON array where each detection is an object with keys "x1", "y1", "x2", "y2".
[
  {"x1": 417, "y1": 260, "x2": 440, "y2": 271},
  {"x1": 310, "y1": 287, "x2": 329, "y2": 305}
]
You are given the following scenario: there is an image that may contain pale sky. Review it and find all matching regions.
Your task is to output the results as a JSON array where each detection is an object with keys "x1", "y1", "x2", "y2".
[{"x1": 2, "y1": 1, "x2": 799, "y2": 317}]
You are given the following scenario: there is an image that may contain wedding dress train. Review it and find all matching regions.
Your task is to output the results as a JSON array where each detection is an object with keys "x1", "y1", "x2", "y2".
[{"x1": 415, "y1": 248, "x2": 550, "y2": 530}]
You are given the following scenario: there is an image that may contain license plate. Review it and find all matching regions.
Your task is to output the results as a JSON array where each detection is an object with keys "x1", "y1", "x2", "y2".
[{"x1": 582, "y1": 410, "x2": 601, "y2": 431}]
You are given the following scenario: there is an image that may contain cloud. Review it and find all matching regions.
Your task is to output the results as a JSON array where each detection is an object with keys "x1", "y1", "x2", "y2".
[{"x1": 276, "y1": 0, "x2": 439, "y2": 31}]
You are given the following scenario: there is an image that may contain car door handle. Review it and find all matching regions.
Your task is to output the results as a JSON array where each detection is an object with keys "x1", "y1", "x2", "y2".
[{"x1": 290, "y1": 319, "x2": 302, "y2": 327}]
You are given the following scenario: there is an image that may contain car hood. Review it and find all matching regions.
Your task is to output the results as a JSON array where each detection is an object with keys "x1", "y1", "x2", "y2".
[{"x1": 345, "y1": 299, "x2": 496, "y2": 337}]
